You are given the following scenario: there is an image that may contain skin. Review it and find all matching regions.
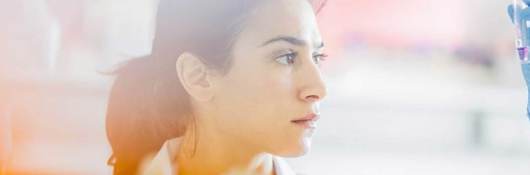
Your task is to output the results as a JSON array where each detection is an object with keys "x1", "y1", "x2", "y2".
[{"x1": 173, "y1": 0, "x2": 327, "y2": 174}]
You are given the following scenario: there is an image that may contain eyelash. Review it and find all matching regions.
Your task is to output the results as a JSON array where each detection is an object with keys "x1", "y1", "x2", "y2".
[
  {"x1": 275, "y1": 51, "x2": 328, "y2": 65},
  {"x1": 313, "y1": 53, "x2": 328, "y2": 64}
]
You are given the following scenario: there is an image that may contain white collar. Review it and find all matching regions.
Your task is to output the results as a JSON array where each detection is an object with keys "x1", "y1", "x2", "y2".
[{"x1": 141, "y1": 137, "x2": 297, "y2": 175}]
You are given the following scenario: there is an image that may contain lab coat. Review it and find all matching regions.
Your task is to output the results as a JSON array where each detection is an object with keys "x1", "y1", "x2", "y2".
[{"x1": 140, "y1": 137, "x2": 297, "y2": 175}]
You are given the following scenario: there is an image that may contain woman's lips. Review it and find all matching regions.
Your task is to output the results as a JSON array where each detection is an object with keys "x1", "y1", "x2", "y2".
[{"x1": 291, "y1": 114, "x2": 319, "y2": 129}]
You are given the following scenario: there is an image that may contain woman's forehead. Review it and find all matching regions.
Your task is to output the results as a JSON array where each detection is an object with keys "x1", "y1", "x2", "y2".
[{"x1": 238, "y1": 0, "x2": 322, "y2": 47}]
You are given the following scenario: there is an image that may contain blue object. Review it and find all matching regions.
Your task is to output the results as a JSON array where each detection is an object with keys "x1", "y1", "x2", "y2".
[
  {"x1": 523, "y1": 64, "x2": 530, "y2": 117},
  {"x1": 510, "y1": 1, "x2": 530, "y2": 62},
  {"x1": 509, "y1": 1, "x2": 530, "y2": 118}
]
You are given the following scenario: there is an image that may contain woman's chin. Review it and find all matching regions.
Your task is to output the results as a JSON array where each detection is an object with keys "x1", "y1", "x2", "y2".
[{"x1": 277, "y1": 137, "x2": 313, "y2": 157}]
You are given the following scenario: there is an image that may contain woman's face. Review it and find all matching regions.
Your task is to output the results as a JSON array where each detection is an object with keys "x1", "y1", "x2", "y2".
[{"x1": 208, "y1": 0, "x2": 327, "y2": 157}]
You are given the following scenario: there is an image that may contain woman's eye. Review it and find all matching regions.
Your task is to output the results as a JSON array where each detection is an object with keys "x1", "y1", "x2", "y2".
[
  {"x1": 313, "y1": 53, "x2": 328, "y2": 65},
  {"x1": 275, "y1": 52, "x2": 297, "y2": 65}
]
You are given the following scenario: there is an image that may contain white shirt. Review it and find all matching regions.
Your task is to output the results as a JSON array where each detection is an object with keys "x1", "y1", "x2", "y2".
[{"x1": 141, "y1": 138, "x2": 297, "y2": 175}]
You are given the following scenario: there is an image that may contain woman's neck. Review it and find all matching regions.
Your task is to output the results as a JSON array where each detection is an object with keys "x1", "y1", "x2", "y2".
[{"x1": 172, "y1": 125, "x2": 275, "y2": 175}]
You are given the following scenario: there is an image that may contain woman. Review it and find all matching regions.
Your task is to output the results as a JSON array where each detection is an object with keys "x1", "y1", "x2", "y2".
[{"x1": 106, "y1": 0, "x2": 328, "y2": 174}]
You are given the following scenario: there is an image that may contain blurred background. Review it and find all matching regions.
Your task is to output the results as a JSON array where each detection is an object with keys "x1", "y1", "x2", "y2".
[{"x1": 1, "y1": 0, "x2": 530, "y2": 174}]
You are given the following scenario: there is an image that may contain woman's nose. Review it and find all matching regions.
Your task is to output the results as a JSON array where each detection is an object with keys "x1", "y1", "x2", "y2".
[{"x1": 298, "y1": 61, "x2": 327, "y2": 103}]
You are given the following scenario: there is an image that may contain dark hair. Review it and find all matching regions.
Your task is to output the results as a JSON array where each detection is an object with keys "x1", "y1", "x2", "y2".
[{"x1": 105, "y1": 0, "x2": 327, "y2": 174}]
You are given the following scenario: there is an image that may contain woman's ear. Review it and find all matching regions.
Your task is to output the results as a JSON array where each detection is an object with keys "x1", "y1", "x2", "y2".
[{"x1": 175, "y1": 52, "x2": 214, "y2": 102}]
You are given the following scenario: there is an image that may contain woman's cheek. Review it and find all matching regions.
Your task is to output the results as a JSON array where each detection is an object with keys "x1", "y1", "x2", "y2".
[{"x1": 268, "y1": 70, "x2": 294, "y2": 97}]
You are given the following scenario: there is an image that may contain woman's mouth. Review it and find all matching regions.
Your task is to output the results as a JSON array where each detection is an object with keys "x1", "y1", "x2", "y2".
[{"x1": 291, "y1": 113, "x2": 319, "y2": 129}]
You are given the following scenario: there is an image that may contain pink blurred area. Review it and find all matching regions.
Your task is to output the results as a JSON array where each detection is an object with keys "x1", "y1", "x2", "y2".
[
  {"x1": 0, "y1": 0, "x2": 517, "y2": 174},
  {"x1": 317, "y1": 0, "x2": 467, "y2": 55}
]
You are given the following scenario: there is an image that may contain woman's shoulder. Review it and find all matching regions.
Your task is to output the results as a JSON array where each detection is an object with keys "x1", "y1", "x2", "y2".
[{"x1": 140, "y1": 138, "x2": 297, "y2": 175}]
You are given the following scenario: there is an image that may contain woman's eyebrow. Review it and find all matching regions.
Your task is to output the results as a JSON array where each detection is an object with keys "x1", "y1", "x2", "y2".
[{"x1": 260, "y1": 35, "x2": 324, "y2": 49}]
